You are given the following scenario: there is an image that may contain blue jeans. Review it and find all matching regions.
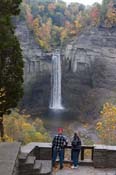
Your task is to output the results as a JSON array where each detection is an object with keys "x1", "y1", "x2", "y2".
[
  {"x1": 71, "y1": 149, "x2": 80, "y2": 166},
  {"x1": 52, "y1": 148, "x2": 64, "y2": 167}
]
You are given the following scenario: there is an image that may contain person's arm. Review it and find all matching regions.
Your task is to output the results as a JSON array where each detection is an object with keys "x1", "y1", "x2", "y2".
[
  {"x1": 52, "y1": 136, "x2": 56, "y2": 148},
  {"x1": 64, "y1": 136, "x2": 68, "y2": 147},
  {"x1": 78, "y1": 136, "x2": 82, "y2": 146}
]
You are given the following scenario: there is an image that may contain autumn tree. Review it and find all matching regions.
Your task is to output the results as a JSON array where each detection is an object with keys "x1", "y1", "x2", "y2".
[
  {"x1": 96, "y1": 103, "x2": 116, "y2": 145},
  {"x1": 0, "y1": 0, "x2": 23, "y2": 140},
  {"x1": 23, "y1": 2, "x2": 33, "y2": 28},
  {"x1": 3, "y1": 109, "x2": 51, "y2": 144},
  {"x1": 22, "y1": 0, "x2": 112, "y2": 50},
  {"x1": 105, "y1": 1, "x2": 116, "y2": 26},
  {"x1": 89, "y1": 3, "x2": 101, "y2": 26}
]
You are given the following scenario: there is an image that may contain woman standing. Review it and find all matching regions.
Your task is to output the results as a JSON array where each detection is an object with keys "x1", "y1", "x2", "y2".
[{"x1": 71, "y1": 132, "x2": 81, "y2": 169}]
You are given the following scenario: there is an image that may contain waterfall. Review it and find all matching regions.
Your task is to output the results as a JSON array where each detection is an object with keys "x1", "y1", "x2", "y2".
[{"x1": 49, "y1": 51, "x2": 63, "y2": 110}]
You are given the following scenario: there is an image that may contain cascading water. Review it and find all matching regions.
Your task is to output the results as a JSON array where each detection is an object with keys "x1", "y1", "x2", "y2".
[{"x1": 49, "y1": 51, "x2": 63, "y2": 110}]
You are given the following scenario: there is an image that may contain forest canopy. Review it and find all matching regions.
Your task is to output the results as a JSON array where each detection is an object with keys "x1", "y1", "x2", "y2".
[{"x1": 19, "y1": 0, "x2": 116, "y2": 51}]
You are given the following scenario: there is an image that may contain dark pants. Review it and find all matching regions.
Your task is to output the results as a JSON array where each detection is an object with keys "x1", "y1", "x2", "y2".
[
  {"x1": 52, "y1": 148, "x2": 64, "y2": 168},
  {"x1": 71, "y1": 149, "x2": 80, "y2": 166}
]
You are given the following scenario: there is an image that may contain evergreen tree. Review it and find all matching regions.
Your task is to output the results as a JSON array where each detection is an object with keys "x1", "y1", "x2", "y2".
[{"x1": 0, "y1": 0, "x2": 23, "y2": 140}]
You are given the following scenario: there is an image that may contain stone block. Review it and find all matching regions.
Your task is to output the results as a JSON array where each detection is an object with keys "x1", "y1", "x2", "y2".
[{"x1": 93, "y1": 145, "x2": 116, "y2": 168}]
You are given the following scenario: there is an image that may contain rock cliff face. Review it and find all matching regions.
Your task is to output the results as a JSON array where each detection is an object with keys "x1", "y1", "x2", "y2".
[
  {"x1": 15, "y1": 20, "x2": 116, "y2": 120},
  {"x1": 15, "y1": 20, "x2": 51, "y2": 84},
  {"x1": 62, "y1": 27, "x2": 116, "y2": 120},
  {"x1": 15, "y1": 20, "x2": 52, "y2": 112},
  {"x1": 65, "y1": 28, "x2": 116, "y2": 88}
]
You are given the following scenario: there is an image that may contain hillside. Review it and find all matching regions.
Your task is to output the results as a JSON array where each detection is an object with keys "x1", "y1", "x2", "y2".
[{"x1": 15, "y1": 0, "x2": 116, "y2": 121}]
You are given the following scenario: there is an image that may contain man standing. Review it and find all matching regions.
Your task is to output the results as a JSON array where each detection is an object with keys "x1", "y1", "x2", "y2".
[{"x1": 52, "y1": 128, "x2": 68, "y2": 169}]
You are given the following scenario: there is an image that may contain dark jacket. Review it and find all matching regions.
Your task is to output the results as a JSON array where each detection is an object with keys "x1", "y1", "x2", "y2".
[{"x1": 71, "y1": 136, "x2": 81, "y2": 150}]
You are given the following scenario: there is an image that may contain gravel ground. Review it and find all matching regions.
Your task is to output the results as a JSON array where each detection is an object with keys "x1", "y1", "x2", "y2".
[{"x1": 53, "y1": 166, "x2": 116, "y2": 175}]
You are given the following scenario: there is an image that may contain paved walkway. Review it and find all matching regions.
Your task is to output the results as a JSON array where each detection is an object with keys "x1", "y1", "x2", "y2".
[
  {"x1": 0, "y1": 142, "x2": 21, "y2": 175},
  {"x1": 53, "y1": 166, "x2": 116, "y2": 175}
]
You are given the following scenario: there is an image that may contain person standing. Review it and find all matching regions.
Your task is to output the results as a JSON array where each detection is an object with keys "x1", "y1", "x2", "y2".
[
  {"x1": 71, "y1": 132, "x2": 81, "y2": 169},
  {"x1": 52, "y1": 128, "x2": 68, "y2": 169}
]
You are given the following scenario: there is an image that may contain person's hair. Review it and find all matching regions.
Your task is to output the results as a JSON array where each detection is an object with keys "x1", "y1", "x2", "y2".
[
  {"x1": 58, "y1": 127, "x2": 63, "y2": 134},
  {"x1": 74, "y1": 132, "x2": 79, "y2": 139}
]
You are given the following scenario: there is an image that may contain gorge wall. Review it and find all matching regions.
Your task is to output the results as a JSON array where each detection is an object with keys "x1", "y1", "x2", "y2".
[
  {"x1": 15, "y1": 20, "x2": 116, "y2": 120},
  {"x1": 63, "y1": 27, "x2": 116, "y2": 120},
  {"x1": 15, "y1": 20, "x2": 52, "y2": 114}
]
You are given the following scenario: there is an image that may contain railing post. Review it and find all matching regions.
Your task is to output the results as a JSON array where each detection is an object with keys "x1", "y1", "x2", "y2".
[
  {"x1": 91, "y1": 147, "x2": 94, "y2": 160},
  {"x1": 81, "y1": 147, "x2": 84, "y2": 160}
]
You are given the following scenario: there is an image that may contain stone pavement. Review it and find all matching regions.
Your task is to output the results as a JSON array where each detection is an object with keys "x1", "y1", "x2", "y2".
[
  {"x1": 0, "y1": 142, "x2": 21, "y2": 175},
  {"x1": 53, "y1": 166, "x2": 116, "y2": 175}
]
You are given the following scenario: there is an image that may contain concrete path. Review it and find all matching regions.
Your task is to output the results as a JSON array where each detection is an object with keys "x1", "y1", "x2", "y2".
[
  {"x1": 0, "y1": 142, "x2": 21, "y2": 175},
  {"x1": 53, "y1": 166, "x2": 116, "y2": 175}
]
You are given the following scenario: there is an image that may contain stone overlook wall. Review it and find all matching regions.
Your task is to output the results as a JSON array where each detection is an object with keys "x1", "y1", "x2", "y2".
[
  {"x1": 0, "y1": 142, "x2": 116, "y2": 175},
  {"x1": 93, "y1": 145, "x2": 116, "y2": 168},
  {"x1": 1, "y1": 142, "x2": 116, "y2": 175},
  {"x1": 19, "y1": 142, "x2": 52, "y2": 175}
]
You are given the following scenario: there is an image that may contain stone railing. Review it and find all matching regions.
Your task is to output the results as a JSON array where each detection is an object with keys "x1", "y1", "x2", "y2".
[
  {"x1": 1, "y1": 142, "x2": 116, "y2": 175},
  {"x1": 26, "y1": 143, "x2": 116, "y2": 168},
  {"x1": 64, "y1": 145, "x2": 94, "y2": 166},
  {"x1": 66, "y1": 144, "x2": 116, "y2": 168},
  {"x1": 93, "y1": 145, "x2": 116, "y2": 168},
  {"x1": 66, "y1": 145, "x2": 94, "y2": 161},
  {"x1": 19, "y1": 143, "x2": 52, "y2": 175},
  {"x1": 20, "y1": 142, "x2": 116, "y2": 169}
]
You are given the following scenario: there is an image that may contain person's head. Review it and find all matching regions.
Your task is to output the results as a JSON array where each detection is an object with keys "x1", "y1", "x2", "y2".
[
  {"x1": 74, "y1": 131, "x2": 79, "y2": 138},
  {"x1": 58, "y1": 127, "x2": 63, "y2": 134}
]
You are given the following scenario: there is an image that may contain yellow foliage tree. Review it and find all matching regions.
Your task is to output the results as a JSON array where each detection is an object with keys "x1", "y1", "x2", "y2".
[
  {"x1": 96, "y1": 103, "x2": 116, "y2": 145},
  {"x1": 106, "y1": 6, "x2": 116, "y2": 26},
  {"x1": 33, "y1": 18, "x2": 52, "y2": 51},
  {"x1": 1, "y1": 109, "x2": 51, "y2": 144},
  {"x1": 33, "y1": 17, "x2": 40, "y2": 36}
]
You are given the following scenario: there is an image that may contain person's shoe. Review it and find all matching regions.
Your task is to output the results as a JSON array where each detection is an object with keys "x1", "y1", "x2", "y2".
[
  {"x1": 60, "y1": 165, "x2": 63, "y2": 169},
  {"x1": 71, "y1": 165, "x2": 75, "y2": 169},
  {"x1": 74, "y1": 165, "x2": 78, "y2": 169},
  {"x1": 71, "y1": 165, "x2": 78, "y2": 169}
]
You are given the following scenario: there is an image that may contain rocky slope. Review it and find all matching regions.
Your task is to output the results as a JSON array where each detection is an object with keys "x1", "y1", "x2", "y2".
[
  {"x1": 62, "y1": 27, "x2": 116, "y2": 120},
  {"x1": 15, "y1": 20, "x2": 52, "y2": 112}
]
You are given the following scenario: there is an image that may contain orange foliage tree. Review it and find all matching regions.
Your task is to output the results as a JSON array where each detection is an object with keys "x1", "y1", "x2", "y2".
[
  {"x1": 96, "y1": 103, "x2": 116, "y2": 145},
  {"x1": 89, "y1": 3, "x2": 101, "y2": 26}
]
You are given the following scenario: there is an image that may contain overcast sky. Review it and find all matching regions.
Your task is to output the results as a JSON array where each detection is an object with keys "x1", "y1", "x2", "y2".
[{"x1": 63, "y1": 0, "x2": 102, "y2": 5}]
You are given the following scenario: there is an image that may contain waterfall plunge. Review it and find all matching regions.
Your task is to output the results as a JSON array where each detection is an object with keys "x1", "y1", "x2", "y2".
[{"x1": 49, "y1": 52, "x2": 63, "y2": 110}]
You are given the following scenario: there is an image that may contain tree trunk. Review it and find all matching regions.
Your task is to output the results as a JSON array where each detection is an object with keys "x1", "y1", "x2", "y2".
[{"x1": 0, "y1": 112, "x2": 4, "y2": 141}]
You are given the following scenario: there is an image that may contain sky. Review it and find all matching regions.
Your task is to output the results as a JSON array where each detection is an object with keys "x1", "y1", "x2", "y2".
[{"x1": 63, "y1": 0, "x2": 102, "y2": 6}]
